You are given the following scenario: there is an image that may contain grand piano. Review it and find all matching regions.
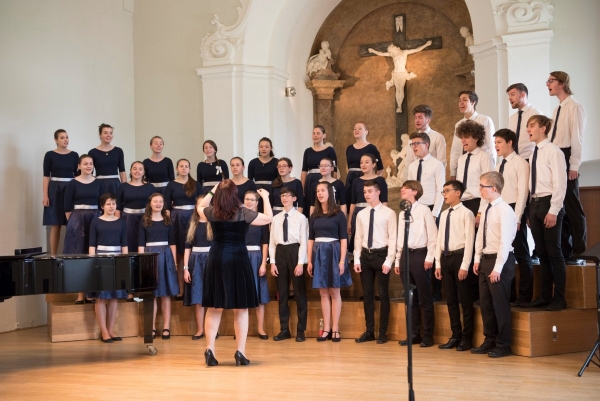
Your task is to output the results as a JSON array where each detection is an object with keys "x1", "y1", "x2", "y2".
[{"x1": 0, "y1": 248, "x2": 160, "y2": 355}]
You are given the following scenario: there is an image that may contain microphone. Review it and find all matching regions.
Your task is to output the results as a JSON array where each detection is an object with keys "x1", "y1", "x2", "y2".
[{"x1": 399, "y1": 200, "x2": 412, "y2": 211}]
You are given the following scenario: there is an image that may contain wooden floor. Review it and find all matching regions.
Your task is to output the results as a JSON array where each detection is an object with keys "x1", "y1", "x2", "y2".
[{"x1": 1, "y1": 327, "x2": 599, "y2": 400}]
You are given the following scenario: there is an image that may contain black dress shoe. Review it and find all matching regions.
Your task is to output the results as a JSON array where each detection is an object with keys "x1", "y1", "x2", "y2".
[
  {"x1": 192, "y1": 333, "x2": 205, "y2": 340},
  {"x1": 162, "y1": 329, "x2": 171, "y2": 340},
  {"x1": 471, "y1": 341, "x2": 496, "y2": 354},
  {"x1": 510, "y1": 300, "x2": 522, "y2": 307},
  {"x1": 546, "y1": 298, "x2": 567, "y2": 311},
  {"x1": 316, "y1": 331, "x2": 331, "y2": 342},
  {"x1": 204, "y1": 349, "x2": 218, "y2": 366},
  {"x1": 110, "y1": 336, "x2": 122, "y2": 341},
  {"x1": 420, "y1": 336, "x2": 434, "y2": 348},
  {"x1": 273, "y1": 329, "x2": 291, "y2": 341},
  {"x1": 355, "y1": 331, "x2": 375, "y2": 343},
  {"x1": 100, "y1": 337, "x2": 113, "y2": 343},
  {"x1": 456, "y1": 340, "x2": 472, "y2": 351},
  {"x1": 258, "y1": 333, "x2": 268, "y2": 340},
  {"x1": 399, "y1": 335, "x2": 422, "y2": 346},
  {"x1": 376, "y1": 333, "x2": 388, "y2": 344},
  {"x1": 525, "y1": 298, "x2": 551, "y2": 308},
  {"x1": 234, "y1": 350, "x2": 250, "y2": 366},
  {"x1": 488, "y1": 346, "x2": 512, "y2": 358},
  {"x1": 295, "y1": 331, "x2": 306, "y2": 342},
  {"x1": 332, "y1": 331, "x2": 341, "y2": 343},
  {"x1": 438, "y1": 338, "x2": 460, "y2": 349}
]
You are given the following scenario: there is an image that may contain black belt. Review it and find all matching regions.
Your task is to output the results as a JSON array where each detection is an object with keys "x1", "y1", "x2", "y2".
[
  {"x1": 408, "y1": 247, "x2": 427, "y2": 252},
  {"x1": 444, "y1": 248, "x2": 464, "y2": 256},
  {"x1": 531, "y1": 195, "x2": 552, "y2": 202},
  {"x1": 482, "y1": 251, "x2": 514, "y2": 260},
  {"x1": 363, "y1": 247, "x2": 388, "y2": 254}
]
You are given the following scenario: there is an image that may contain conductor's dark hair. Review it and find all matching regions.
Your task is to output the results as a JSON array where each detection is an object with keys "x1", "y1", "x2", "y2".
[
  {"x1": 456, "y1": 120, "x2": 486, "y2": 148},
  {"x1": 493, "y1": 129, "x2": 517, "y2": 147},
  {"x1": 506, "y1": 83, "x2": 528, "y2": 95},
  {"x1": 412, "y1": 104, "x2": 433, "y2": 119},
  {"x1": 443, "y1": 180, "x2": 465, "y2": 197},
  {"x1": 458, "y1": 91, "x2": 478, "y2": 108},
  {"x1": 212, "y1": 179, "x2": 240, "y2": 221},
  {"x1": 280, "y1": 186, "x2": 297, "y2": 198},
  {"x1": 54, "y1": 129, "x2": 66, "y2": 140},
  {"x1": 363, "y1": 179, "x2": 380, "y2": 191},
  {"x1": 99, "y1": 193, "x2": 117, "y2": 209},
  {"x1": 258, "y1": 137, "x2": 274, "y2": 157},
  {"x1": 98, "y1": 124, "x2": 113, "y2": 135}
]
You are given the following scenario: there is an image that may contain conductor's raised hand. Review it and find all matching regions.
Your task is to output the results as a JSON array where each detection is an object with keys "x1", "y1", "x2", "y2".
[{"x1": 257, "y1": 188, "x2": 269, "y2": 198}]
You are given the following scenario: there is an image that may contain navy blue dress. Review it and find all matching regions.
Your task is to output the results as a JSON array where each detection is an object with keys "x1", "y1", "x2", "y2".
[
  {"x1": 183, "y1": 222, "x2": 213, "y2": 306},
  {"x1": 235, "y1": 179, "x2": 257, "y2": 204},
  {"x1": 246, "y1": 224, "x2": 270, "y2": 305},
  {"x1": 270, "y1": 179, "x2": 304, "y2": 215},
  {"x1": 63, "y1": 179, "x2": 103, "y2": 254},
  {"x1": 88, "y1": 147, "x2": 125, "y2": 196},
  {"x1": 248, "y1": 157, "x2": 278, "y2": 193},
  {"x1": 309, "y1": 212, "x2": 352, "y2": 289},
  {"x1": 43, "y1": 150, "x2": 79, "y2": 226},
  {"x1": 143, "y1": 157, "x2": 175, "y2": 194},
  {"x1": 302, "y1": 147, "x2": 337, "y2": 217},
  {"x1": 164, "y1": 181, "x2": 202, "y2": 255},
  {"x1": 345, "y1": 144, "x2": 384, "y2": 209},
  {"x1": 116, "y1": 183, "x2": 156, "y2": 250},
  {"x1": 349, "y1": 176, "x2": 388, "y2": 252},
  {"x1": 196, "y1": 160, "x2": 229, "y2": 194},
  {"x1": 138, "y1": 219, "x2": 179, "y2": 297},
  {"x1": 307, "y1": 179, "x2": 346, "y2": 211}
]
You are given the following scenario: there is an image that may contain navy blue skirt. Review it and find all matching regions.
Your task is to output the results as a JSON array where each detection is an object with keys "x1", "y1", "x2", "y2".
[
  {"x1": 183, "y1": 251, "x2": 209, "y2": 306},
  {"x1": 146, "y1": 245, "x2": 179, "y2": 297},
  {"x1": 249, "y1": 250, "x2": 270, "y2": 305},
  {"x1": 311, "y1": 241, "x2": 352, "y2": 289},
  {"x1": 122, "y1": 211, "x2": 143, "y2": 250},
  {"x1": 171, "y1": 208, "x2": 193, "y2": 255},
  {"x1": 87, "y1": 251, "x2": 128, "y2": 299},
  {"x1": 43, "y1": 180, "x2": 69, "y2": 226},
  {"x1": 97, "y1": 177, "x2": 121, "y2": 196},
  {"x1": 63, "y1": 209, "x2": 99, "y2": 254}
]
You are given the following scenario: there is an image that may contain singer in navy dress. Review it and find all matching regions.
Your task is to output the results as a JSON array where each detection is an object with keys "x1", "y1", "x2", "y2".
[
  {"x1": 116, "y1": 179, "x2": 155, "y2": 250},
  {"x1": 248, "y1": 138, "x2": 278, "y2": 211},
  {"x1": 231, "y1": 157, "x2": 257, "y2": 204},
  {"x1": 197, "y1": 140, "x2": 229, "y2": 194},
  {"x1": 271, "y1": 158, "x2": 304, "y2": 216},
  {"x1": 89, "y1": 124, "x2": 126, "y2": 195},
  {"x1": 301, "y1": 127, "x2": 337, "y2": 218},
  {"x1": 307, "y1": 157, "x2": 347, "y2": 216},
  {"x1": 143, "y1": 135, "x2": 175, "y2": 194},
  {"x1": 164, "y1": 178, "x2": 202, "y2": 255}
]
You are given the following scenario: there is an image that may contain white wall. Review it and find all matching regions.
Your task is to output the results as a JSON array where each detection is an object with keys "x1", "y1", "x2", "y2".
[{"x1": 0, "y1": 0, "x2": 135, "y2": 333}]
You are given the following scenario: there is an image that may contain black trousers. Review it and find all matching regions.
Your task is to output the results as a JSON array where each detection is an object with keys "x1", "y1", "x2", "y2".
[
  {"x1": 359, "y1": 248, "x2": 391, "y2": 334},
  {"x1": 461, "y1": 197, "x2": 481, "y2": 301},
  {"x1": 400, "y1": 248, "x2": 434, "y2": 337},
  {"x1": 509, "y1": 203, "x2": 533, "y2": 303},
  {"x1": 440, "y1": 251, "x2": 474, "y2": 341},
  {"x1": 560, "y1": 147, "x2": 587, "y2": 258},
  {"x1": 528, "y1": 197, "x2": 566, "y2": 301},
  {"x1": 479, "y1": 253, "x2": 515, "y2": 348},
  {"x1": 275, "y1": 244, "x2": 307, "y2": 332},
  {"x1": 427, "y1": 204, "x2": 442, "y2": 296}
]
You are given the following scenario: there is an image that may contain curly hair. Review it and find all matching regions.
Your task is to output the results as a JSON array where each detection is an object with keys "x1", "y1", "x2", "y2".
[{"x1": 456, "y1": 120, "x2": 486, "y2": 148}]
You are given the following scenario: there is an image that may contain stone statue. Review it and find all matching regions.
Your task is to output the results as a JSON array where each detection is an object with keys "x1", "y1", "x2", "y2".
[
  {"x1": 368, "y1": 40, "x2": 432, "y2": 113},
  {"x1": 306, "y1": 41, "x2": 333, "y2": 76},
  {"x1": 395, "y1": 134, "x2": 410, "y2": 182},
  {"x1": 460, "y1": 26, "x2": 474, "y2": 48}
]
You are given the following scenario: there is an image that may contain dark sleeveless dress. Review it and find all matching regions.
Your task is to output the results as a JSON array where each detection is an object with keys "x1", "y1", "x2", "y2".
[{"x1": 202, "y1": 207, "x2": 259, "y2": 309}]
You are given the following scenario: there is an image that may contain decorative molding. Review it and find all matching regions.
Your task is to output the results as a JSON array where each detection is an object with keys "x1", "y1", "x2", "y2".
[
  {"x1": 305, "y1": 79, "x2": 345, "y2": 100},
  {"x1": 494, "y1": 0, "x2": 554, "y2": 33},
  {"x1": 200, "y1": 0, "x2": 252, "y2": 67},
  {"x1": 197, "y1": 64, "x2": 289, "y2": 83}
]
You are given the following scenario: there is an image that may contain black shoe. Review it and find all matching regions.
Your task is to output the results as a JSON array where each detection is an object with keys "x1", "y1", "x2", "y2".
[
  {"x1": 456, "y1": 340, "x2": 472, "y2": 352},
  {"x1": 510, "y1": 300, "x2": 523, "y2": 307},
  {"x1": 316, "y1": 331, "x2": 331, "y2": 342},
  {"x1": 488, "y1": 346, "x2": 512, "y2": 358},
  {"x1": 162, "y1": 329, "x2": 171, "y2": 340},
  {"x1": 376, "y1": 333, "x2": 388, "y2": 344},
  {"x1": 359, "y1": 295, "x2": 364, "y2": 301},
  {"x1": 420, "y1": 336, "x2": 434, "y2": 348},
  {"x1": 273, "y1": 329, "x2": 291, "y2": 341},
  {"x1": 546, "y1": 298, "x2": 567, "y2": 311},
  {"x1": 438, "y1": 338, "x2": 460, "y2": 349},
  {"x1": 332, "y1": 331, "x2": 341, "y2": 343},
  {"x1": 204, "y1": 349, "x2": 218, "y2": 366},
  {"x1": 399, "y1": 335, "x2": 421, "y2": 346},
  {"x1": 295, "y1": 331, "x2": 306, "y2": 342},
  {"x1": 258, "y1": 333, "x2": 269, "y2": 340},
  {"x1": 152, "y1": 329, "x2": 156, "y2": 339},
  {"x1": 525, "y1": 298, "x2": 551, "y2": 308},
  {"x1": 110, "y1": 336, "x2": 122, "y2": 341},
  {"x1": 234, "y1": 350, "x2": 250, "y2": 366},
  {"x1": 100, "y1": 337, "x2": 113, "y2": 343},
  {"x1": 355, "y1": 331, "x2": 375, "y2": 343},
  {"x1": 192, "y1": 333, "x2": 205, "y2": 340},
  {"x1": 471, "y1": 341, "x2": 496, "y2": 354}
]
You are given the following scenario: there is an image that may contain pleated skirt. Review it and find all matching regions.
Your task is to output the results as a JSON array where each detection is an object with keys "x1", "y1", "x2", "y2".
[
  {"x1": 311, "y1": 241, "x2": 353, "y2": 289},
  {"x1": 249, "y1": 250, "x2": 270, "y2": 305},
  {"x1": 183, "y1": 251, "x2": 209, "y2": 306},
  {"x1": 63, "y1": 209, "x2": 99, "y2": 254},
  {"x1": 122, "y1": 211, "x2": 143, "y2": 250},
  {"x1": 43, "y1": 180, "x2": 69, "y2": 226},
  {"x1": 170, "y1": 208, "x2": 193, "y2": 255},
  {"x1": 145, "y1": 245, "x2": 179, "y2": 297}
]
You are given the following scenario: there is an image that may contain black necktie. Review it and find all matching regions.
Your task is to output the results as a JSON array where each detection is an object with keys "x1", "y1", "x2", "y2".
[
  {"x1": 283, "y1": 213, "x2": 289, "y2": 242},
  {"x1": 368, "y1": 208, "x2": 375, "y2": 249},
  {"x1": 483, "y1": 203, "x2": 492, "y2": 249},
  {"x1": 443, "y1": 208, "x2": 453, "y2": 256},
  {"x1": 417, "y1": 159, "x2": 423, "y2": 182},
  {"x1": 514, "y1": 110, "x2": 523, "y2": 154},
  {"x1": 551, "y1": 106, "x2": 561, "y2": 142},
  {"x1": 531, "y1": 146, "x2": 539, "y2": 195},
  {"x1": 462, "y1": 153, "x2": 472, "y2": 187},
  {"x1": 499, "y1": 158, "x2": 507, "y2": 174}
]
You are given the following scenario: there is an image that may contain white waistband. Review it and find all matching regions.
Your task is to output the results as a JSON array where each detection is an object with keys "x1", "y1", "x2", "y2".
[
  {"x1": 123, "y1": 208, "x2": 145, "y2": 214},
  {"x1": 315, "y1": 237, "x2": 338, "y2": 243},
  {"x1": 246, "y1": 245, "x2": 261, "y2": 251},
  {"x1": 273, "y1": 206, "x2": 285, "y2": 210},
  {"x1": 308, "y1": 169, "x2": 320, "y2": 174},
  {"x1": 96, "y1": 245, "x2": 121, "y2": 252},
  {"x1": 74, "y1": 205, "x2": 98, "y2": 210},
  {"x1": 152, "y1": 182, "x2": 169, "y2": 187},
  {"x1": 355, "y1": 202, "x2": 368, "y2": 208},
  {"x1": 50, "y1": 177, "x2": 72, "y2": 182},
  {"x1": 173, "y1": 205, "x2": 195, "y2": 210},
  {"x1": 254, "y1": 180, "x2": 272, "y2": 185},
  {"x1": 96, "y1": 175, "x2": 120, "y2": 179},
  {"x1": 192, "y1": 246, "x2": 211, "y2": 252},
  {"x1": 203, "y1": 181, "x2": 220, "y2": 186},
  {"x1": 146, "y1": 241, "x2": 168, "y2": 246},
  {"x1": 348, "y1": 168, "x2": 362, "y2": 172}
]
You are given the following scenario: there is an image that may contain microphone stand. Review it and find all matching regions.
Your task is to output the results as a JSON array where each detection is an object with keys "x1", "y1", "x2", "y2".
[{"x1": 401, "y1": 200, "x2": 415, "y2": 401}]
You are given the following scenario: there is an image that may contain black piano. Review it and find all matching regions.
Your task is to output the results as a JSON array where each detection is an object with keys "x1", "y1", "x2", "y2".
[{"x1": 0, "y1": 248, "x2": 160, "y2": 355}]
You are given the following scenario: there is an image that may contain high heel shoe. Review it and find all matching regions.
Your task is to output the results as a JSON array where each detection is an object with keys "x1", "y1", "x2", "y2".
[
  {"x1": 204, "y1": 349, "x2": 218, "y2": 366},
  {"x1": 316, "y1": 331, "x2": 332, "y2": 342},
  {"x1": 332, "y1": 331, "x2": 341, "y2": 343},
  {"x1": 234, "y1": 351, "x2": 250, "y2": 366}
]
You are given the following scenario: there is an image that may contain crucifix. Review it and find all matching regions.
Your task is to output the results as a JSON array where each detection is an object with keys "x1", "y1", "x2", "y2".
[{"x1": 360, "y1": 14, "x2": 442, "y2": 150}]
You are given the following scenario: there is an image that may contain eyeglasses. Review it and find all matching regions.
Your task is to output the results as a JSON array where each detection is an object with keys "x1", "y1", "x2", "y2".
[
  {"x1": 277, "y1": 165, "x2": 289, "y2": 168},
  {"x1": 479, "y1": 185, "x2": 494, "y2": 189},
  {"x1": 409, "y1": 142, "x2": 426, "y2": 147},
  {"x1": 280, "y1": 193, "x2": 293, "y2": 198},
  {"x1": 244, "y1": 198, "x2": 258, "y2": 202},
  {"x1": 546, "y1": 78, "x2": 558, "y2": 84},
  {"x1": 319, "y1": 164, "x2": 332, "y2": 168},
  {"x1": 441, "y1": 189, "x2": 458, "y2": 195}
]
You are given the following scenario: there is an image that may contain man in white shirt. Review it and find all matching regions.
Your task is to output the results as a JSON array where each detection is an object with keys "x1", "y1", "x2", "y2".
[
  {"x1": 403, "y1": 105, "x2": 447, "y2": 168},
  {"x1": 394, "y1": 180, "x2": 438, "y2": 348},
  {"x1": 493, "y1": 129, "x2": 533, "y2": 306},
  {"x1": 472, "y1": 171, "x2": 517, "y2": 358},
  {"x1": 450, "y1": 91, "x2": 496, "y2": 178},
  {"x1": 547, "y1": 71, "x2": 587, "y2": 264},
  {"x1": 269, "y1": 186, "x2": 309, "y2": 341},
  {"x1": 407, "y1": 132, "x2": 445, "y2": 219},
  {"x1": 525, "y1": 115, "x2": 568, "y2": 311},
  {"x1": 506, "y1": 83, "x2": 544, "y2": 159},
  {"x1": 354, "y1": 180, "x2": 397, "y2": 344}
]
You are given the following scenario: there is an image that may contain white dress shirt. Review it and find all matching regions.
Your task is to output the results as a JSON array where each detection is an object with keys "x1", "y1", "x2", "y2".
[
  {"x1": 495, "y1": 152, "x2": 529, "y2": 221},
  {"x1": 450, "y1": 112, "x2": 496, "y2": 176},
  {"x1": 508, "y1": 103, "x2": 544, "y2": 160},
  {"x1": 529, "y1": 138, "x2": 567, "y2": 215},
  {"x1": 395, "y1": 201, "x2": 438, "y2": 265},
  {"x1": 474, "y1": 197, "x2": 517, "y2": 274},
  {"x1": 435, "y1": 202, "x2": 475, "y2": 271},
  {"x1": 407, "y1": 154, "x2": 445, "y2": 217},
  {"x1": 404, "y1": 127, "x2": 448, "y2": 168},
  {"x1": 550, "y1": 95, "x2": 587, "y2": 171},
  {"x1": 354, "y1": 203, "x2": 397, "y2": 267},
  {"x1": 456, "y1": 147, "x2": 494, "y2": 213},
  {"x1": 269, "y1": 208, "x2": 308, "y2": 264}
]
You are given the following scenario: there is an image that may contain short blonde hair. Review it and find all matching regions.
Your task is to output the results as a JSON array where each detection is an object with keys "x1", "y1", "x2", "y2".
[{"x1": 480, "y1": 171, "x2": 504, "y2": 193}]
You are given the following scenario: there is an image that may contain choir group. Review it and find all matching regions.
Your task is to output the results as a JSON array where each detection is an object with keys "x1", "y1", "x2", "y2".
[{"x1": 41, "y1": 70, "x2": 587, "y2": 362}]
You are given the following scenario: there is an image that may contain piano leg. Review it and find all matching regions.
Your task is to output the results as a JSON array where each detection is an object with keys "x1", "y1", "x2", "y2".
[{"x1": 141, "y1": 292, "x2": 158, "y2": 356}]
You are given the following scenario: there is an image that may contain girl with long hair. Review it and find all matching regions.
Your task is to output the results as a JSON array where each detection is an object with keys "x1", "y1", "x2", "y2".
[
  {"x1": 197, "y1": 140, "x2": 229, "y2": 195},
  {"x1": 143, "y1": 136, "x2": 174, "y2": 194},
  {"x1": 308, "y1": 157, "x2": 347, "y2": 217}
]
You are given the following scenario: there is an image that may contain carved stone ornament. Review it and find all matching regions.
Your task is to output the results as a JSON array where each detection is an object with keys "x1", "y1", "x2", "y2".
[
  {"x1": 200, "y1": 0, "x2": 252, "y2": 66},
  {"x1": 494, "y1": 0, "x2": 554, "y2": 33}
]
